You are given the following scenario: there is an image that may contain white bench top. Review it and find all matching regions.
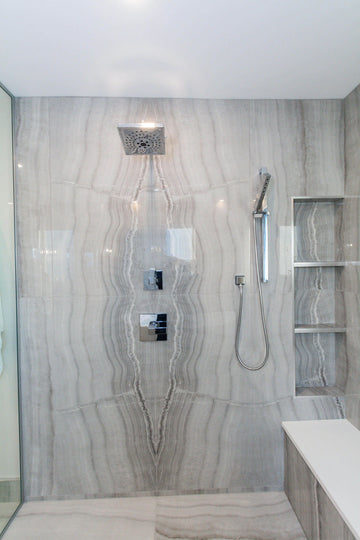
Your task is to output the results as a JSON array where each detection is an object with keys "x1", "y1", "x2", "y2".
[{"x1": 282, "y1": 419, "x2": 360, "y2": 540}]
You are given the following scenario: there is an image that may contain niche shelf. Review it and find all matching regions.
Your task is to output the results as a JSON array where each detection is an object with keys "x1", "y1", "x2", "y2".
[
  {"x1": 294, "y1": 324, "x2": 346, "y2": 334},
  {"x1": 294, "y1": 261, "x2": 345, "y2": 268},
  {"x1": 293, "y1": 197, "x2": 346, "y2": 397}
]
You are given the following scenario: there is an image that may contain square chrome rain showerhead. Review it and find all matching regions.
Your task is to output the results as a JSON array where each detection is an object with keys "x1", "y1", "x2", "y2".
[{"x1": 117, "y1": 123, "x2": 165, "y2": 155}]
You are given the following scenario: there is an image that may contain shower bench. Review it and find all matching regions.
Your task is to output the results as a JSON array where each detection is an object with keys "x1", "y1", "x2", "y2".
[{"x1": 282, "y1": 419, "x2": 360, "y2": 540}]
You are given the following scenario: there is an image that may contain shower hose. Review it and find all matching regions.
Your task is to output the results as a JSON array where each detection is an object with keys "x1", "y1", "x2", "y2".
[{"x1": 235, "y1": 217, "x2": 270, "y2": 370}]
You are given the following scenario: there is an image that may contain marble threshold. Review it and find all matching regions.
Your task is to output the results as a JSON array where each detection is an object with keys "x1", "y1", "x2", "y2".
[{"x1": 2, "y1": 491, "x2": 306, "y2": 540}]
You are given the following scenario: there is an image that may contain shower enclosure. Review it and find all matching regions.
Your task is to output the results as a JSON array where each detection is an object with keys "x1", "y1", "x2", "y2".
[
  {"x1": 0, "y1": 84, "x2": 21, "y2": 535},
  {"x1": 14, "y1": 97, "x2": 349, "y2": 502}
]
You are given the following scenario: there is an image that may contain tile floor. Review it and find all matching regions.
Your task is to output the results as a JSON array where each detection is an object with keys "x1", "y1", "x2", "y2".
[{"x1": 3, "y1": 492, "x2": 306, "y2": 540}]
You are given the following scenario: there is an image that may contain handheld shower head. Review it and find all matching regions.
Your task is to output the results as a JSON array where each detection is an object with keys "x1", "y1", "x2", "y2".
[{"x1": 254, "y1": 168, "x2": 271, "y2": 214}]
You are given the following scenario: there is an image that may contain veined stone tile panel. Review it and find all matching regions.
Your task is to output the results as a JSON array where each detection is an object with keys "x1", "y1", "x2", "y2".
[
  {"x1": 51, "y1": 183, "x2": 135, "y2": 298},
  {"x1": 345, "y1": 84, "x2": 360, "y2": 197},
  {"x1": 345, "y1": 395, "x2": 360, "y2": 431},
  {"x1": 344, "y1": 328, "x2": 360, "y2": 395},
  {"x1": 157, "y1": 392, "x2": 344, "y2": 493},
  {"x1": 284, "y1": 433, "x2": 356, "y2": 540},
  {"x1": 295, "y1": 333, "x2": 347, "y2": 392},
  {"x1": 294, "y1": 201, "x2": 344, "y2": 263},
  {"x1": 288, "y1": 395, "x2": 345, "y2": 419},
  {"x1": 15, "y1": 96, "x2": 345, "y2": 500},
  {"x1": 15, "y1": 98, "x2": 52, "y2": 298},
  {"x1": 249, "y1": 100, "x2": 344, "y2": 201},
  {"x1": 50, "y1": 295, "x2": 135, "y2": 409},
  {"x1": 49, "y1": 97, "x2": 146, "y2": 195},
  {"x1": 284, "y1": 435, "x2": 321, "y2": 539},
  {"x1": 154, "y1": 98, "x2": 251, "y2": 195},
  {"x1": 317, "y1": 483, "x2": 357, "y2": 540},
  {"x1": 52, "y1": 396, "x2": 157, "y2": 498},
  {"x1": 19, "y1": 297, "x2": 55, "y2": 499},
  {"x1": 343, "y1": 198, "x2": 360, "y2": 263},
  {"x1": 48, "y1": 98, "x2": 251, "y2": 196},
  {"x1": 301, "y1": 100, "x2": 344, "y2": 197},
  {"x1": 294, "y1": 267, "x2": 344, "y2": 326}
]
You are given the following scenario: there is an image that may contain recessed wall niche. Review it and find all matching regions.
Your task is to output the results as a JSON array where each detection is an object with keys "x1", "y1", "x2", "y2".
[{"x1": 293, "y1": 198, "x2": 347, "y2": 397}]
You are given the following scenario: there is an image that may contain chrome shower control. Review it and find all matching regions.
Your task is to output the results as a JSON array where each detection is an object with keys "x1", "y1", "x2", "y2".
[
  {"x1": 144, "y1": 269, "x2": 163, "y2": 290},
  {"x1": 140, "y1": 313, "x2": 167, "y2": 341}
]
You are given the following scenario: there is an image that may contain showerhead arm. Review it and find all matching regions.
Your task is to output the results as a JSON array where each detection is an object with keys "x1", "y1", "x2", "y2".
[{"x1": 254, "y1": 168, "x2": 271, "y2": 215}]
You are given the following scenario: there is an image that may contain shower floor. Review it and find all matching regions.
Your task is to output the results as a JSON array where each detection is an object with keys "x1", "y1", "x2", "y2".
[{"x1": 3, "y1": 491, "x2": 305, "y2": 539}]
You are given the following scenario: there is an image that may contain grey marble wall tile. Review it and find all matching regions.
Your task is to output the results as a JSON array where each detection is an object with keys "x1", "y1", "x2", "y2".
[
  {"x1": 51, "y1": 183, "x2": 134, "y2": 298},
  {"x1": 157, "y1": 391, "x2": 286, "y2": 492},
  {"x1": 50, "y1": 296, "x2": 134, "y2": 409},
  {"x1": 294, "y1": 268, "x2": 344, "y2": 326},
  {"x1": 342, "y1": 264, "x2": 360, "y2": 297},
  {"x1": 249, "y1": 98, "x2": 344, "y2": 400},
  {"x1": 345, "y1": 84, "x2": 360, "y2": 197},
  {"x1": 16, "y1": 96, "x2": 346, "y2": 501},
  {"x1": 344, "y1": 292, "x2": 360, "y2": 328},
  {"x1": 157, "y1": 392, "x2": 344, "y2": 494},
  {"x1": 344, "y1": 328, "x2": 360, "y2": 395},
  {"x1": 284, "y1": 435, "x2": 319, "y2": 540},
  {"x1": 153, "y1": 98, "x2": 251, "y2": 196},
  {"x1": 317, "y1": 483, "x2": 356, "y2": 540},
  {"x1": 295, "y1": 332, "x2": 347, "y2": 394},
  {"x1": 19, "y1": 297, "x2": 55, "y2": 499},
  {"x1": 249, "y1": 100, "x2": 344, "y2": 200},
  {"x1": 228, "y1": 290, "x2": 295, "y2": 403},
  {"x1": 168, "y1": 288, "x2": 295, "y2": 406},
  {"x1": 52, "y1": 396, "x2": 157, "y2": 498},
  {"x1": 250, "y1": 100, "x2": 306, "y2": 202},
  {"x1": 343, "y1": 198, "x2": 360, "y2": 262},
  {"x1": 48, "y1": 97, "x2": 147, "y2": 196},
  {"x1": 15, "y1": 98, "x2": 52, "y2": 298},
  {"x1": 289, "y1": 395, "x2": 345, "y2": 419},
  {"x1": 345, "y1": 395, "x2": 360, "y2": 431},
  {"x1": 295, "y1": 333, "x2": 337, "y2": 388},
  {"x1": 301, "y1": 100, "x2": 344, "y2": 197},
  {"x1": 294, "y1": 201, "x2": 344, "y2": 262}
]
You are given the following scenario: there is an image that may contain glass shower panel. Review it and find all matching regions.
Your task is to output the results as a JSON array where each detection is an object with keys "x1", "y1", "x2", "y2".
[{"x1": 0, "y1": 85, "x2": 21, "y2": 534}]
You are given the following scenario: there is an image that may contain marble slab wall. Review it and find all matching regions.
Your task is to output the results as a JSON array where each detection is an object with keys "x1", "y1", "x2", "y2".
[
  {"x1": 344, "y1": 83, "x2": 360, "y2": 430},
  {"x1": 293, "y1": 198, "x2": 347, "y2": 395},
  {"x1": 15, "y1": 97, "x2": 345, "y2": 500}
]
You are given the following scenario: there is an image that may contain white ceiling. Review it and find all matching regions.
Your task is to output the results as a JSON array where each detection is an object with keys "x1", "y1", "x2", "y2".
[{"x1": 1, "y1": 0, "x2": 360, "y2": 99}]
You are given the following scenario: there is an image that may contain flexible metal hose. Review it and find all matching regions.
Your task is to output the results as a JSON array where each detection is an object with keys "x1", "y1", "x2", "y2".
[{"x1": 235, "y1": 217, "x2": 270, "y2": 370}]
